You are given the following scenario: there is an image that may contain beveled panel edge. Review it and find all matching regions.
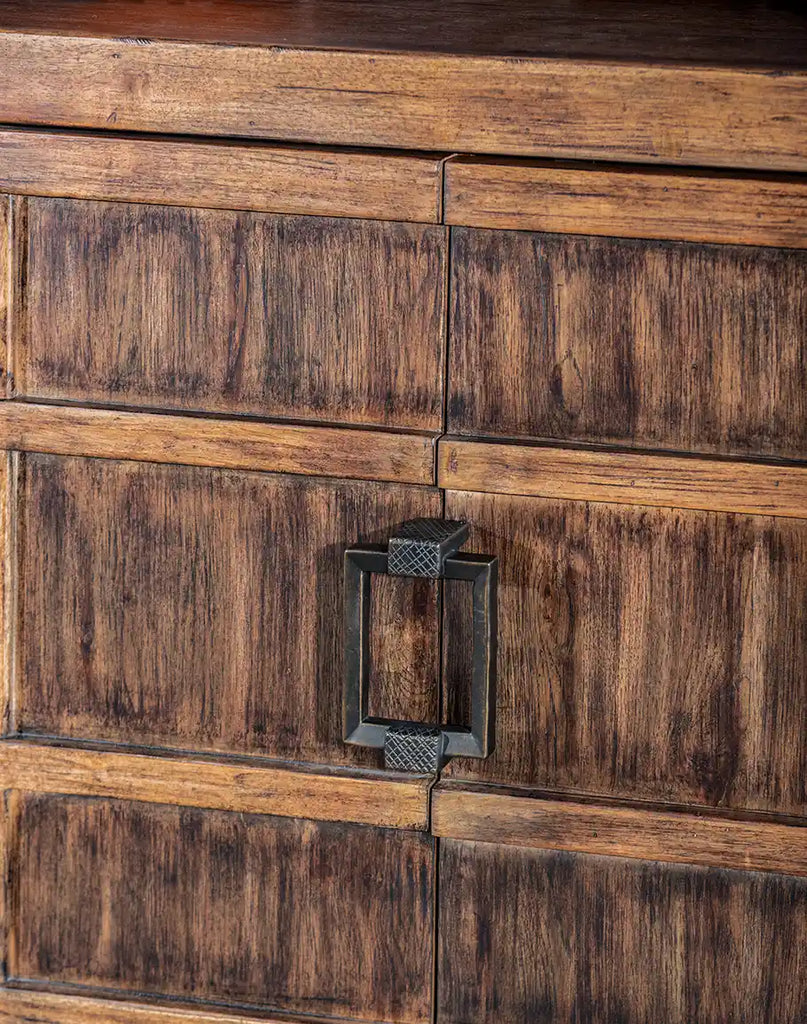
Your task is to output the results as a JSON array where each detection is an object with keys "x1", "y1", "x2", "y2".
[
  {"x1": 432, "y1": 786, "x2": 807, "y2": 876},
  {"x1": 0, "y1": 403, "x2": 438, "y2": 486},
  {"x1": 438, "y1": 437, "x2": 807, "y2": 519},
  {"x1": 0, "y1": 35, "x2": 805, "y2": 172},
  {"x1": 0, "y1": 987, "x2": 346, "y2": 1024},
  {"x1": 444, "y1": 157, "x2": 807, "y2": 248},
  {"x1": 0, "y1": 740, "x2": 431, "y2": 831},
  {"x1": 0, "y1": 128, "x2": 443, "y2": 224}
]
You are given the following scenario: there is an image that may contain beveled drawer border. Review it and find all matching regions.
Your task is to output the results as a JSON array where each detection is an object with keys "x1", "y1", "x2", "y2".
[
  {"x1": 0, "y1": 740, "x2": 431, "y2": 831},
  {"x1": 438, "y1": 437, "x2": 807, "y2": 519},
  {"x1": 0, "y1": 128, "x2": 444, "y2": 224},
  {"x1": 432, "y1": 785, "x2": 807, "y2": 877},
  {"x1": 0, "y1": 403, "x2": 437, "y2": 486}
]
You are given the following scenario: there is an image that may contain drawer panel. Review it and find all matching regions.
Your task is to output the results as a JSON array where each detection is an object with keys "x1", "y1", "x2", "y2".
[
  {"x1": 16, "y1": 453, "x2": 441, "y2": 765},
  {"x1": 11, "y1": 793, "x2": 434, "y2": 1022},
  {"x1": 442, "y1": 489, "x2": 807, "y2": 815},
  {"x1": 438, "y1": 840, "x2": 807, "y2": 1024},
  {"x1": 12, "y1": 197, "x2": 446, "y2": 429},
  {"x1": 448, "y1": 228, "x2": 807, "y2": 458}
]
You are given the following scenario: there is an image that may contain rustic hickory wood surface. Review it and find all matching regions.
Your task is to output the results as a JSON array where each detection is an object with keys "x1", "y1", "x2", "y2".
[
  {"x1": 13, "y1": 196, "x2": 446, "y2": 429},
  {"x1": 0, "y1": 129, "x2": 443, "y2": 223},
  {"x1": 0, "y1": 741, "x2": 431, "y2": 830},
  {"x1": 441, "y1": 491, "x2": 807, "y2": 816},
  {"x1": 445, "y1": 158, "x2": 807, "y2": 249},
  {"x1": 0, "y1": 34, "x2": 804, "y2": 172},
  {"x1": 0, "y1": 403, "x2": 436, "y2": 486},
  {"x1": 11, "y1": 794, "x2": 434, "y2": 1022},
  {"x1": 1, "y1": 0, "x2": 806, "y2": 66},
  {"x1": 438, "y1": 841, "x2": 807, "y2": 1024},
  {"x1": 431, "y1": 786, "x2": 807, "y2": 876},
  {"x1": 0, "y1": 989, "x2": 338, "y2": 1024},
  {"x1": 449, "y1": 228, "x2": 807, "y2": 459},
  {"x1": 438, "y1": 438, "x2": 807, "y2": 519},
  {"x1": 16, "y1": 454, "x2": 441, "y2": 765}
]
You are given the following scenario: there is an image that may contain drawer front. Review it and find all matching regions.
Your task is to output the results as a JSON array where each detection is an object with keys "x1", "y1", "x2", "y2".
[
  {"x1": 448, "y1": 227, "x2": 807, "y2": 458},
  {"x1": 438, "y1": 839, "x2": 807, "y2": 1024},
  {"x1": 441, "y1": 488, "x2": 807, "y2": 815},
  {"x1": 15, "y1": 452, "x2": 441, "y2": 766},
  {"x1": 10, "y1": 195, "x2": 446, "y2": 429},
  {"x1": 9, "y1": 792, "x2": 434, "y2": 1022}
]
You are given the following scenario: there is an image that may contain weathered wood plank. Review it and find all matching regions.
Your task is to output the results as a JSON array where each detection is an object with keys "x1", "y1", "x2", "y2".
[
  {"x1": 0, "y1": 35, "x2": 804, "y2": 171},
  {"x1": 438, "y1": 438, "x2": 807, "y2": 519},
  {"x1": 0, "y1": 403, "x2": 436, "y2": 485},
  {"x1": 432, "y1": 786, "x2": 807, "y2": 875},
  {"x1": 445, "y1": 158, "x2": 807, "y2": 248},
  {"x1": 0, "y1": 128, "x2": 443, "y2": 224},
  {"x1": 0, "y1": 741, "x2": 431, "y2": 830}
]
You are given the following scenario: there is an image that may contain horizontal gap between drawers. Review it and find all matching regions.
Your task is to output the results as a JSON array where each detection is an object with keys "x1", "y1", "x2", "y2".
[
  {"x1": 0, "y1": 739, "x2": 432, "y2": 831},
  {"x1": 438, "y1": 436, "x2": 807, "y2": 518},
  {"x1": 0, "y1": 402, "x2": 438, "y2": 486}
]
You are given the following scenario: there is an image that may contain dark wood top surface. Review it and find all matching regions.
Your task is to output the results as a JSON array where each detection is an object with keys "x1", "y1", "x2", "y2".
[{"x1": 0, "y1": 0, "x2": 805, "y2": 68}]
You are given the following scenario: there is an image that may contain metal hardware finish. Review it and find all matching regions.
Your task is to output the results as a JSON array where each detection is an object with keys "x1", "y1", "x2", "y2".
[{"x1": 343, "y1": 518, "x2": 497, "y2": 773}]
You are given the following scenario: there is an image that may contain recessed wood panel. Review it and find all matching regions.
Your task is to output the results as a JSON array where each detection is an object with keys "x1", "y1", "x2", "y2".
[
  {"x1": 0, "y1": 128, "x2": 443, "y2": 224},
  {"x1": 438, "y1": 840, "x2": 807, "y2": 1024},
  {"x1": 0, "y1": 197, "x2": 8, "y2": 395},
  {"x1": 17, "y1": 454, "x2": 441, "y2": 765},
  {"x1": 442, "y1": 491, "x2": 807, "y2": 816},
  {"x1": 17, "y1": 198, "x2": 446, "y2": 429},
  {"x1": 12, "y1": 795, "x2": 434, "y2": 1022},
  {"x1": 448, "y1": 228, "x2": 807, "y2": 459}
]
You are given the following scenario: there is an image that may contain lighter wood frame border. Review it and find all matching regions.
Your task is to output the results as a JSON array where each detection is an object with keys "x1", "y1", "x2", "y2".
[
  {"x1": 0, "y1": 741, "x2": 431, "y2": 831},
  {"x1": 0, "y1": 36, "x2": 805, "y2": 172},
  {"x1": 0, "y1": 403, "x2": 437, "y2": 486},
  {"x1": 432, "y1": 787, "x2": 807, "y2": 877},
  {"x1": 0, "y1": 128, "x2": 443, "y2": 224},
  {"x1": 438, "y1": 438, "x2": 807, "y2": 519},
  {"x1": 445, "y1": 158, "x2": 807, "y2": 249}
]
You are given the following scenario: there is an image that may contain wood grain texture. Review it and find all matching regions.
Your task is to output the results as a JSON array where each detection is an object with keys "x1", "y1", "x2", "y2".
[
  {"x1": 0, "y1": 198, "x2": 7, "y2": 397},
  {"x1": 442, "y1": 491, "x2": 807, "y2": 815},
  {"x1": 438, "y1": 840, "x2": 807, "y2": 1024},
  {"x1": 449, "y1": 228, "x2": 807, "y2": 459},
  {"x1": 438, "y1": 438, "x2": 807, "y2": 519},
  {"x1": 0, "y1": 128, "x2": 443, "y2": 224},
  {"x1": 17, "y1": 453, "x2": 441, "y2": 767},
  {"x1": 0, "y1": 35, "x2": 805, "y2": 172},
  {"x1": 2, "y1": 0, "x2": 807, "y2": 67},
  {"x1": 0, "y1": 455, "x2": 11, "y2": 737},
  {"x1": 0, "y1": 403, "x2": 436, "y2": 486},
  {"x1": 0, "y1": 988, "x2": 343, "y2": 1024},
  {"x1": 0, "y1": 741, "x2": 431, "y2": 830},
  {"x1": 17, "y1": 198, "x2": 446, "y2": 429},
  {"x1": 432, "y1": 787, "x2": 807, "y2": 876},
  {"x1": 12, "y1": 795, "x2": 434, "y2": 1022},
  {"x1": 445, "y1": 158, "x2": 807, "y2": 248}
]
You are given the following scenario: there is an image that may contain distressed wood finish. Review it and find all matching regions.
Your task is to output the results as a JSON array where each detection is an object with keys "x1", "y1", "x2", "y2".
[
  {"x1": 0, "y1": 34, "x2": 805, "y2": 172},
  {"x1": 438, "y1": 437, "x2": 807, "y2": 519},
  {"x1": 16, "y1": 197, "x2": 446, "y2": 428},
  {"x1": 442, "y1": 491, "x2": 807, "y2": 816},
  {"x1": 449, "y1": 228, "x2": 807, "y2": 458},
  {"x1": 432, "y1": 786, "x2": 807, "y2": 876},
  {"x1": 17, "y1": 454, "x2": 441, "y2": 766},
  {"x1": 0, "y1": 403, "x2": 436, "y2": 486},
  {"x1": 0, "y1": 989, "x2": 335, "y2": 1024},
  {"x1": 0, "y1": 197, "x2": 8, "y2": 396},
  {"x1": 438, "y1": 841, "x2": 807, "y2": 1024},
  {"x1": 0, "y1": 741, "x2": 431, "y2": 830},
  {"x1": 445, "y1": 158, "x2": 807, "y2": 248},
  {"x1": 12, "y1": 795, "x2": 434, "y2": 1022},
  {"x1": 0, "y1": 129, "x2": 443, "y2": 224}
]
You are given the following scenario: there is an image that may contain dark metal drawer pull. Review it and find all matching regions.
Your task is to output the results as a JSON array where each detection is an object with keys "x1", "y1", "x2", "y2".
[{"x1": 343, "y1": 518, "x2": 497, "y2": 773}]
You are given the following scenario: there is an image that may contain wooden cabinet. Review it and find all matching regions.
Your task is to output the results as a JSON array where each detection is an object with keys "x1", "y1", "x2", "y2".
[{"x1": 0, "y1": 2, "x2": 806, "y2": 1023}]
